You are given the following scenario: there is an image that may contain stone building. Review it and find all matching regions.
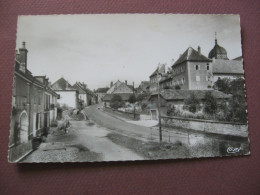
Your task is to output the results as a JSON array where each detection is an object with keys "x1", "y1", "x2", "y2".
[
  {"x1": 103, "y1": 80, "x2": 133, "y2": 107},
  {"x1": 9, "y1": 42, "x2": 59, "y2": 162},
  {"x1": 51, "y1": 77, "x2": 79, "y2": 109},
  {"x1": 149, "y1": 89, "x2": 231, "y2": 120},
  {"x1": 208, "y1": 38, "x2": 244, "y2": 82},
  {"x1": 73, "y1": 82, "x2": 97, "y2": 107},
  {"x1": 149, "y1": 64, "x2": 166, "y2": 92},
  {"x1": 95, "y1": 87, "x2": 109, "y2": 103},
  {"x1": 161, "y1": 47, "x2": 213, "y2": 90}
]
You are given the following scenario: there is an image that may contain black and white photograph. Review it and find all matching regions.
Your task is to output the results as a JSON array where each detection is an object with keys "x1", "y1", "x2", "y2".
[{"x1": 8, "y1": 14, "x2": 250, "y2": 163}]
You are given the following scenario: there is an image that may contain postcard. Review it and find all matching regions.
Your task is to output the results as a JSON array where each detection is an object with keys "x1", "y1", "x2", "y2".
[{"x1": 8, "y1": 14, "x2": 249, "y2": 162}]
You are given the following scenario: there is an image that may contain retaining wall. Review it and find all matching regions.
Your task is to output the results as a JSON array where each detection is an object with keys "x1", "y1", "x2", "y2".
[
  {"x1": 161, "y1": 116, "x2": 248, "y2": 137},
  {"x1": 104, "y1": 108, "x2": 140, "y2": 120}
]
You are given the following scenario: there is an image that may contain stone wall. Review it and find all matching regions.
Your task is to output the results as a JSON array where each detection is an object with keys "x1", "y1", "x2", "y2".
[
  {"x1": 161, "y1": 116, "x2": 248, "y2": 137},
  {"x1": 104, "y1": 108, "x2": 140, "y2": 120}
]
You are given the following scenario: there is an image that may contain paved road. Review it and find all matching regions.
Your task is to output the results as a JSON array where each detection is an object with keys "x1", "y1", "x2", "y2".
[
  {"x1": 85, "y1": 104, "x2": 156, "y2": 139},
  {"x1": 85, "y1": 104, "x2": 190, "y2": 143},
  {"x1": 70, "y1": 120, "x2": 143, "y2": 161},
  {"x1": 85, "y1": 104, "x2": 249, "y2": 145}
]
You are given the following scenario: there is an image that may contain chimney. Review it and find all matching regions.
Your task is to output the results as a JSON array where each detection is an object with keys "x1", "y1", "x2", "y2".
[
  {"x1": 125, "y1": 80, "x2": 127, "y2": 85},
  {"x1": 18, "y1": 42, "x2": 28, "y2": 73},
  {"x1": 198, "y1": 46, "x2": 201, "y2": 55},
  {"x1": 110, "y1": 81, "x2": 113, "y2": 87}
]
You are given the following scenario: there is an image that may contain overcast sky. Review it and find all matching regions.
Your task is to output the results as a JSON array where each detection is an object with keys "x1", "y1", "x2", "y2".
[{"x1": 16, "y1": 14, "x2": 242, "y2": 90}]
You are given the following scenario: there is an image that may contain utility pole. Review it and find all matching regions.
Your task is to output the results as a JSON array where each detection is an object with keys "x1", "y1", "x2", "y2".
[{"x1": 157, "y1": 67, "x2": 162, "y2": 143}]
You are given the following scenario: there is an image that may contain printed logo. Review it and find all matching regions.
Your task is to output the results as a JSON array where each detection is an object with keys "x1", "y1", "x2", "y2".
[{"x1": 227, "y1": 147, "x2": 242, "y2": 153}]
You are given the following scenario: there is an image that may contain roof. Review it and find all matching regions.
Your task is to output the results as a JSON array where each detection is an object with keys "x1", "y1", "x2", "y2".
[
  {"x1": 51, "y1": 77, "x2": 76, "y2": 91},
  {"x1": 73, "y1": 82, "x2": 96, "y2": 96},
  {"x1": 102, "y1": 93, "x2": 132, "y2": 101},
  {"x1": 233, "y1": 56, "x2": 243, "y2": 61},
  {"x1": 208, "y1": 39, "x2": 228, "y2": 60},
  {"x1": 150, "y1": 64, "x2": 166, "y2": 78},
  {"x1": 96, "y1": 87, "x2": 109, "y2": 93},
  {"x1": 107, "y1": 80, "x2": 133, "y2": 94},
  {"x1": 212, "y1": 59, "x2": 244, "y2": 75},
  {"x1": 173, "y1": 47, "x2": 211, "y2": 67},
  {"x1": 138, "y1": 81, "x2": 150, "y2": 90},
  {"x1": 150, "y1": 89, "x2": 231, "y2": 100}
]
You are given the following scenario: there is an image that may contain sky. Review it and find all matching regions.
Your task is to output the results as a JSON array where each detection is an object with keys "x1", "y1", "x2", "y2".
[{"x1": 16, "y1": 14, "x2": 242, "y2": 90}]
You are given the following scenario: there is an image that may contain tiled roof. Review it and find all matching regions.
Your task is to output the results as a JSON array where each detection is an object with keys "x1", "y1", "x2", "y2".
[
  {"x1": 233, "y1": 56, "x2": 243, "y2": 61},
  {"x1": 51, "y1": 77, "x2": 75, "y2": 90},
  {"x1": 151, "y1": 89, "x2": 231, "y2": 100},
  {"x1": 173, "y1": 47, "x2": 211, "y2": 67},
  {"x1": 212, "y1": 59, "x2": 244, "y2": 75},
  {"x1": 102, "y1": 93, "x2": 132, "y2": 101},
  {"x1": 150, "y1": 67, "x2": 159, "y2": 77},
  {"x1": 96, "y1": 87, "x2": 109, "y2": 93},
  {"x1": 208, "y1": 41, "x2": 228, "y2": 60}
]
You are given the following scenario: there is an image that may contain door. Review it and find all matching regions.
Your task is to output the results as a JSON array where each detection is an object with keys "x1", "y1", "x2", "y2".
[{"x1": 20, "y1": 112, "x2": 29, "y2": 143}]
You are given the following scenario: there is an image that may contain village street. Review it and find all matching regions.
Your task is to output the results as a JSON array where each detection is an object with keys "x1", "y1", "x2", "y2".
[{"x1": 22, "y1": 103, "x2": 249, "y2": 162}]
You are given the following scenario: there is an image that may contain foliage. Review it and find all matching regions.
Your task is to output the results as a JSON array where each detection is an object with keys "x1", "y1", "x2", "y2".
[
  {"x1": 213, "y1": 78, "x2": 231, "y2": 93},
  {"x1": 110, "y1": 94, "x2": 124, "y2": 109},
  {"x1": 183, "y1": 92, "x2": 201, "y2": 113},
  {"x1": 163, "y1": 85, "x2": 171, "y2": 89},
  {"x1": 175, "y1": 85, "x2": 181, "y2": 90},
  {"x1": 213, "y1": 77, "x2": 247, "y2": 123},
  {"x1": 136, "y1": 92, "x2": 151, "y2": 102},
  {"x1": 167, "y1": 104, "x2": 175, "y2": 116},
  {"x1": 204, "y1": 91, "x2": 218, "y2": 115},
  {"x1": 128, "y1": 94, "x2": 136, "y2": 103}
]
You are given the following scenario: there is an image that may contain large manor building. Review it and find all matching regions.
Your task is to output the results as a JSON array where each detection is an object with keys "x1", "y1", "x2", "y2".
[{"x1": 152, "y1": 37, "x2": 244, "y2": 91}]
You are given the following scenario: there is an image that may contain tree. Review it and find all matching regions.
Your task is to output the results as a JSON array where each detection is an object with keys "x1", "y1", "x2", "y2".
[
  {"x1": 228, "y1": 78, "x2": 247, "y2": 123},
  {"x1": 213, "y1": 78, "x2": 231, "y2": 94},
  {"x1": 204, "y1": 91, "x2": 218, "y2": 115},
  {"x1": 136, "y1": 92, "x2": 150, "y2": 102},
  {"x1": 184, "y1": 92, "x2": 200, "y2": 113},
  {"x1": 128, "y1": 94, "x2": 136, "y2": 103},
  {"x1": 110, "y1": 94, "x2": 124, "y2": 109},
  {"x1": 214, "y1": 77, "x2": 247, "y2": 123}
]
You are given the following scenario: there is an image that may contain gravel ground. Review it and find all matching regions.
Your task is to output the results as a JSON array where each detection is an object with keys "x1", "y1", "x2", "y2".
[{"x1": 107, "y1": 133, "x2": 190, "y2": 160}]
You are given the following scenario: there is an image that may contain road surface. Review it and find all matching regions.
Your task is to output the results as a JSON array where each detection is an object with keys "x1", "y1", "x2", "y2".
[
  {"x1": 69, "y1": 120, "x2": 143, "y2": 161},
  {"x1": 85, "y1": 104, "x2": 249, "y2": 145}
]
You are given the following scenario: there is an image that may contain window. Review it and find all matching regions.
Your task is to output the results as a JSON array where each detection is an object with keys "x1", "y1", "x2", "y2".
[
  {"x1": 207, "y1": 65, "x2": 209, "y2": 70},
  {"x1": 196, "y1": 76, "x2": 200, "y2": 81},
  {"x1": 195, "y1": 65, "x2": 199, "y2": 70},
  {"x1": 182, "y1": 78, "x2": 185, "y2": 84}
]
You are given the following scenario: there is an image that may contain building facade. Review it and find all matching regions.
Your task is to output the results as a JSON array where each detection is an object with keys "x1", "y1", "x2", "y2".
[
  {"x1": 9, "y1": 42, "x2": 59, "y2": 162},
  {"x1": 51, "y1": 77, "x2": 79, "y2": 109}
]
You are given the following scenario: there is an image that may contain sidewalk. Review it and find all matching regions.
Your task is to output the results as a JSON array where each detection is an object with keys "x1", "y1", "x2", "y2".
[{"x1": 22, "y1": 126, "x2": 79, "y2": 162}]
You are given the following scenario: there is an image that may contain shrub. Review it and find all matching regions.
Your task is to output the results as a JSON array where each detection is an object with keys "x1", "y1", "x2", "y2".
[
  {"x1": 110, "y1": 94, "x2": 124, "y2": 109},
  {"x1": 167, "y1": 104, "x2": 175, "y2": 116},
  {"x1": 203, "y1": 91, "x2": 218, "y2": 115},
  {"x1": 183, "y1": 92, "x2": 201, "y2": 113},
  {"x1": 128, "y1": 94, "x2": 136, "y2": 103}
]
